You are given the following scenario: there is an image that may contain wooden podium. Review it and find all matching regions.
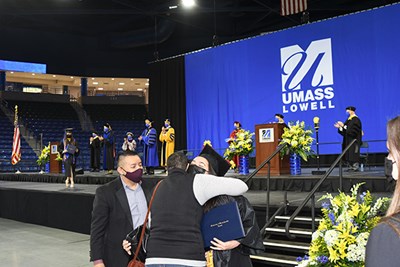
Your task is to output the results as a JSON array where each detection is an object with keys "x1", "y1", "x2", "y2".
[
  {"x1": 255, "y1": 123, "x2": 290, "y2": 175},
  {"x1": 49, "y1": 141, "x2": 62, "y2": 174}
]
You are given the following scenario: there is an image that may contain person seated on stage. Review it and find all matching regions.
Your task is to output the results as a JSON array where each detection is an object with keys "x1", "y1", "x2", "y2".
[
  {"x1": 59, "y1": 128, "x2": 79, "y2": 188},
  {"x1": 365, "y1": 116, "x2": 400, "y2": 266},
  {"x1": 188, "y1": 144, "x2": 264, "y2": 267},
  {"x1": 275, "y1": 113, "x2": 285, "y2": 124},
  {"x1": 89, "y1": 131, "x2": 101, "y2": 172},
  {"x1": 122, "y1": 132, "x2": 137, "y2": 152}
]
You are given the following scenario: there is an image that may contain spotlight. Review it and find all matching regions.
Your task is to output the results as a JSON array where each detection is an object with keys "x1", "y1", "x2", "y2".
[{"x1": 181, "y1": 0, "x2": 195, "y2": 8}]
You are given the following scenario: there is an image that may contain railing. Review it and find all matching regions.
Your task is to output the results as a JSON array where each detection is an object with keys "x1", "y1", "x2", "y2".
[
  {"x1": 244, "y1": 143, "x2": 288, "y2": 228},
  {"x1": 284, "y1": 139, "x2": 358, "y2": 239}
]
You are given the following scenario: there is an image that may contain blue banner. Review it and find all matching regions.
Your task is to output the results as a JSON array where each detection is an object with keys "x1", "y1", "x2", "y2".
[{"x1": 185, "y1": 4, "x2": 400, "y2": 155}]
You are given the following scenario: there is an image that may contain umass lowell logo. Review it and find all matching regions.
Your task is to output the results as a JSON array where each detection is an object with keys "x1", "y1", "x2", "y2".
[{"x1": 280, "y1": 38, "x2": 335, "y2": 113}]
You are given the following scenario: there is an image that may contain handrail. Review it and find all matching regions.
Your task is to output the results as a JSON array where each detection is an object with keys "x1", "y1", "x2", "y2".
[
  {"x1": 244, "y1": 143, "x2": 288, "y2": 184},
  {"x1": 244, "y1": 143, "x2": 288, "y2": 226},
  {"x1": 284, "y1": 138, "x2": 358, "y2": 239}
]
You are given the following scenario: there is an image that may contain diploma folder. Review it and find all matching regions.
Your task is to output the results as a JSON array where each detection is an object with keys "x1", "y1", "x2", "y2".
[{"x1": 201, "y1": 201, "x2": 245, "y2": 248}]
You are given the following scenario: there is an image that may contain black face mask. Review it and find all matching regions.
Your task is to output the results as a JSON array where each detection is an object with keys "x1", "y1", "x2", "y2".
[
  {"x1": 385, "y1": 158, "x2": 394, "y2": 179},
  {"x1": 187, "y1": 164, "x2": 207, "y2": 175}
]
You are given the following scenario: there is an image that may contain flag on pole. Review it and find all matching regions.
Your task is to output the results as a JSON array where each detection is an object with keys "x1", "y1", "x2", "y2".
[
  {"x1": 280, "y1": 0, "x2": 307, "y2": 16},
  {"x1": 11, "y1": 105, "x2": 21, "y2": 165}
]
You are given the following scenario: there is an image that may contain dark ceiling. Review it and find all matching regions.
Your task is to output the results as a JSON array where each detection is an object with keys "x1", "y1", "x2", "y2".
[{"x1": 0, "y1": 0, "x2": 398, "y2": 77}]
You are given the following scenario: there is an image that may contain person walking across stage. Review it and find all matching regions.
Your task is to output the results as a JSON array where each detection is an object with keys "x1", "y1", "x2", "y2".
[
  {"x1": 122, "y1": 132, "x2": 137, "y2": 152},
  {"x1": 334, "y1": 106, "x2": 362, "y2": 171},
  {"x1": 59, "y1": 128, "x2": 79, "y2": 188},
  {"x1": 89, "y1": 131, "x2": 101, "y2": 172},
  {"x1": 90, "y1": 150, "x2": 153, "y2": 267},
  {"x1": 100, "y1": 123, "x2": 115, "y2": 175},
  {"x1": 141, "y1": 151, "x2": 248, "y2": 267},
  {"x1": 138, "y1": 118, "x2": 159, "y2": 175},
  {"x1": 159, "y1": 118, "x2": 175, "y2": 173},
  {"x1": 365, "y1": 116, "x2": 400, "y2": 266}
]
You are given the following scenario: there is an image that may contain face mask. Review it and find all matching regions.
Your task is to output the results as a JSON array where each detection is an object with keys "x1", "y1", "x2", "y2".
[
  {"x1": 164, "y1": 123, "x2": 169, "y2": 128},
  {"x1": 274, "y1": 117, "x2": 280, "y2": 122},
  {"x1": 104, "y1": 127, "x2": 109, "y2": 133},
  {"x1": 346, "y1": 111, "x2": 350, "y2": 115},
  {"x1": 92, "y1": 133, "x2": 97, "y2": 137},
  {"x1": 145, "y1": 123, "x2": 150, "y2": 128},
  {"x1": 123, "y1": 168, "x2": 143, "y2": 183},
  {"x1": 66, "y1": 133, "x2": 72, "y2": 137},
  {"x1": 187, "y1": 164, "x2": 207, "y2": 175},
  {"x1": 127, "y1": 136, "x2": 133, "y2": 141}
]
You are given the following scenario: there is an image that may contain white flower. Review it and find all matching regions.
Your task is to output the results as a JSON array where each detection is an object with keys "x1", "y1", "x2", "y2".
[
  {"x1": 311, "y1": 230, "x2": 323, "y2": 241},
  {"x1": 324, "y1": 230, "x2": 339, "y2": 247},
  {"x1": 347, "y1": 243, "x2": 366, "y2": 262},
  {"x1": 356, "y1": 232, "x2": 369, "y2": 247}
]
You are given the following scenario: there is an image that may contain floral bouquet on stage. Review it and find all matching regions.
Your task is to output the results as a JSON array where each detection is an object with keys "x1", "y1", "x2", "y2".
[
  {"x1": 224, "y1": 129, "x2": 254, "y2": 169},
  {"x1": 296, "y1": 183, "x2": 390, "y2": 267},
  {"x1": 36, "y1": 144, "x2": 50, "y2": 166},
  {"x1": 279, "y1": 120, "x2": 314, "y2": 161}
]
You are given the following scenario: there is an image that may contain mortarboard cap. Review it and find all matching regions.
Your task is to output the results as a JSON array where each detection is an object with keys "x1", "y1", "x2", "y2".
[
  {"x1": 104, "y1": 123, "x2": 111, "y2": 128},
  {"x1": 275, "y1": 113, "x2": 284, "y2": 119},
  {"x1": 126, "y1": 131, "x2": 134, "y2": 136},
  {"x1": 345, "y1": 106, "x2": 356, "y2": 111},
  {"x1": 65, "y1": 128, "x2": 73, "y2": 133},
  {"x1": 198, "y1": 144, "x2": 231, "y2": 177}
]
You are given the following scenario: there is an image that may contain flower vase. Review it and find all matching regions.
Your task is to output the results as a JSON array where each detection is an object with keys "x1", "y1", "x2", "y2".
[
  {"x1": 290, "y1": 153, "x2": 301, "y2": 175},
  {"x1": 238, "y1": 155, "x2": 249, "y2": 175},
  {"x1": 45, "y1": 162, "x2": 50, "y2": 173}
]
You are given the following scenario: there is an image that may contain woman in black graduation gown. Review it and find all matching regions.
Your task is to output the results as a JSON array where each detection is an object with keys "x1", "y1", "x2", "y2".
[
  {"x1": 89, "y1": 131, "x2": 101, "y2": 172},
  {"x1": 365, "y1": 116, "x2": 400, "y2": 266},
  {"x1": 188, "y1": 144, "x2": 264, "y2": 267},
  {"x1": 59, "y1": 128, "x2": 79, "y2": 188}
]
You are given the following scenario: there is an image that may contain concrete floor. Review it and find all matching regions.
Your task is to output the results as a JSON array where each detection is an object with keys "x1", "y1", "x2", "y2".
[{"x1": 0, "y1": 218, "x2": 91, "y2": 267}]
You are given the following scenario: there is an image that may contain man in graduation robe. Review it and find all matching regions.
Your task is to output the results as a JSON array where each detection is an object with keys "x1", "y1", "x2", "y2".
[
  {"x1": 159, "y1": 118, "x2": 175, "y2": 172},
  {"x1": 100, "y1": 123, "x2": 115, "y2": 175},
  {"x1": 138, "y1": 118, "x2": 159, "y2": 175},
  {"x1": 89, "y1": 131, "x2": 101, "y2": 172},
  {"x1": 334, "y1": 106, "x2": 363, "y2": 171}
]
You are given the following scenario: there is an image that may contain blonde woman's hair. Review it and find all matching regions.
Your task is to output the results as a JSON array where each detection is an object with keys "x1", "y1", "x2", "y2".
[{"x1": 386, "y1": 116, "x2": 400, "y2": 216}]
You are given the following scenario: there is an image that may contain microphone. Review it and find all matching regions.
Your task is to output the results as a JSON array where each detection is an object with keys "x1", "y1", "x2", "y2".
[{"x1": 313, "y1": 116, "x2": 320, "y2": 130}]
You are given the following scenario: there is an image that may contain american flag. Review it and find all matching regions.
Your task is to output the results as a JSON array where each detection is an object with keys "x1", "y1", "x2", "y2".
[
  {"x1": 11, "y1": 105, "x2": 21, "y2": 165},
  {"x1": 281, "y1": 0, "x2": 308, "y2": 16}
]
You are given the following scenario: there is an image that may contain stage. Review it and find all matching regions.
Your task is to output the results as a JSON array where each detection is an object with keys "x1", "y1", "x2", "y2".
[{"x1": 0, "y1": 168, "x2": 394, "y2": 235}]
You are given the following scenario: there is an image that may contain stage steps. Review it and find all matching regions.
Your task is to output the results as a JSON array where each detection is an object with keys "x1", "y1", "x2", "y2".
[{"x1": 252, "y1": 211, "x2": 321, "y2": 267}]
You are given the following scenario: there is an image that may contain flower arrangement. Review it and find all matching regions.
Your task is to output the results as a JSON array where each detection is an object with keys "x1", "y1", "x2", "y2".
[
  {"x1": 36, "y1": 145, "x2": 50, "y2": 166},
  {"x1": 224, "y1": 129, "x2": 254, "y2": 160},
  {"x1": 279, "y1": 121, "x2": 314, "y2": 161},
  {"x1": 296, "y1": 183, "x2": 390, "y2": 267}
]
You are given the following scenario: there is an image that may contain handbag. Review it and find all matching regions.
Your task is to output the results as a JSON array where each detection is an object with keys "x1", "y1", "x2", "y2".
[{"x1": 127, "y1": 180, "x2": 163, "y2": 267}]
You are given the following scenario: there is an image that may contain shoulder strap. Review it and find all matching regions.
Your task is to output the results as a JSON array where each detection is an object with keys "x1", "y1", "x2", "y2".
[{"x1": 132, "y1": 180, "x2": 163, "y2": 262}]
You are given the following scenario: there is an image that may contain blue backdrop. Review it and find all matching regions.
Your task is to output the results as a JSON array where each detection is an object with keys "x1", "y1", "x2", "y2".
[{"x1": 185, "y1": 4, "x2": 400, "y2": 155}]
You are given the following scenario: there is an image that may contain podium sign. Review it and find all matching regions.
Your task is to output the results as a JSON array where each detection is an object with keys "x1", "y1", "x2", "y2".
[
  {"x1": 258, "y1": 128, "x2": 274, "y2": 143},
  {"x1": 255, "y1": 123, "x2": 289, "y2": 175}
]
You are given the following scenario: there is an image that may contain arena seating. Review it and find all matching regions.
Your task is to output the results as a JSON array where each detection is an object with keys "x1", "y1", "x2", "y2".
[
  {"x1": 0, "y1": 108, "x2": 38, "y2": 172},
  {"x1": 1, "y1": 101, "x2": 147, "y2": 172}
]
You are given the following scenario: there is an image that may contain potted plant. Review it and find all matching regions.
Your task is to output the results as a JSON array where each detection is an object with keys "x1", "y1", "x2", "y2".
[
  {"x1": 37, "y1": 144, "x2": 50, "y2": 173},
  {"x1": 224, "y1": 129, "x2": 254, "y2": 175},
  {"x1": 279, "y1": 121, "x2": 314, "y2": 175},
  {"x1": 296, "y1": 183, "x2": 390, "y2": 267}
]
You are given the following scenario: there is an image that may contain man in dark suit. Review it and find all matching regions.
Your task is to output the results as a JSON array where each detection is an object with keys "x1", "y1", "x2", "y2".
[{"x1": 90, "y1": 150, "x2": 153, "y2": 267}]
